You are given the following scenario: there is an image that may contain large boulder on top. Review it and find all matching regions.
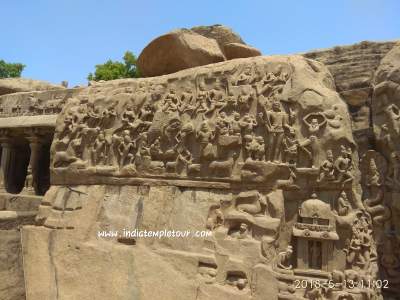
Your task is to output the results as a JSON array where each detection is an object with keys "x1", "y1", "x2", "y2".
[
  {"x1": 191, "y1": 25, "x2": 261, "y2": 59},
  {"x1": 137, "y1": 29, "x2": 225, "y2": 77},
  {"x1": 138, "y1": 25, "x2": 262, "y2": 77},
  {"x1": 223, "y1": 42, "x2": 262, "y2": 60},
  {"x1": 191, "y1": 24, "x2": 245, "y2": 49},
  {"x1": 0, "y1": 78, "x2": 65, "y2": 96}
]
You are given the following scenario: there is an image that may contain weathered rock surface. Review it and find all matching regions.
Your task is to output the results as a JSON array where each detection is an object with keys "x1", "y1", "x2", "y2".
[
  {"x1": 304, "y1": 41, "x2": 399, "y2": 152},
  {"x1": 137, "y1": 29, "x2": 225, "y2": 77},
  {"x1": 0, "y1": 78, "x2": 65, "y2": 96}
]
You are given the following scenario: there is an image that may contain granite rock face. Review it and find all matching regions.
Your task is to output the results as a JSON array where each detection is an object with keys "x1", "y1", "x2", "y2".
[
  {"x1": 0, "y1": 78, "x2": 65, "y2": 96},
  {"x1": 22, "y1": 54, "x2": 372, "y2": 300}
]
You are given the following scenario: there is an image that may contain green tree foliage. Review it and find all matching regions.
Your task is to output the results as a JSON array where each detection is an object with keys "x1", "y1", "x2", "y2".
[
  {"x1": 87, "y1": 51, "x2": 140, "y2": 81},
  {"x1": 0, "y1": 60, "x2": 25, "y2": 78}
]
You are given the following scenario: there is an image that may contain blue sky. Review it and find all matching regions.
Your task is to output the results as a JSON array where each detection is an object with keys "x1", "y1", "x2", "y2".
[{"x1": 1, "y1": 0, "x2": 399, "y2": 86}]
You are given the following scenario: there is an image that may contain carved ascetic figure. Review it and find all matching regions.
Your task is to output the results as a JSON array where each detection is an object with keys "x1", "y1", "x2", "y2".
[
  {"x1": 337, "y1": 191, "x2": 351, "y2": 216},
  {"x1": 259, "y1": 99, "x2": 289, "y2": 162},
  {"x1": 303, "y1": 112, "x2": 327, "y2": 136},
  {"x1": 276, "y1": 245, "x2": 293, "y2": 270}
]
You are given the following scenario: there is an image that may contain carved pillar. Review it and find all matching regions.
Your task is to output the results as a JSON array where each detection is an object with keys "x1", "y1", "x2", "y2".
[
  {"x1": 23, "y1": 136, "x2": 43, "y2": 195},
  {"x1": 0, "y1": 139, "x2": 14, "y2": 193}
]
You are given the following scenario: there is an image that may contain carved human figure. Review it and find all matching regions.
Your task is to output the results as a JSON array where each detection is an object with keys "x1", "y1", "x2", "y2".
[
  {"x1": 150, "y1": 137, "x2": 163, "y2": 161},
  {"x1": 215, "y1": 112, "x2": 230, "y2": 136},
  {"x1": 386, "y1": 151, "x2": 400, "y2": 187},
  {"x1": 239, "y1": 113, "x2": 258, "y2": 136},
  {"x1": 337, "y1": 191, "x2": 351, "y2": 216},
  {"x1": 237, "y1": 91, "x2": 253, "y2": 111},
  {"x1": 118, "y1": 131, "x2": 136, "y2": 167},
  {"x1": 196, "y1": 122, "x2": 215, "y2": 161},
  {"x1": 161, "y1": 90, "x2": 180, "y2": 113},
  {"x1": 100, "y1": 105, "x2": 117, "y2": 128},
  {"x1": 205, "y1": 88, "x2": 226, "y2": 116},
  {"x1": 303, "y1": 112, "x2": 327, "y2": 136},
  {"x1": 229, "y1": 112, "x2": 242, "y2": 137},
  {"x1": 381, "y1": 124, "x2": 396, "y2": 152},
  {"x1": 84, "y1": 103, "x2": 102, "y2": 128},
  {"x1": 282, "y1": 126, "x2": 299, "y2": 165},
  {"x1": 366, "y1": 158, "x2": 382, "y2": 187},
  {"x1": 384, "y1": 103, "x2": 400, "y2": 135},
  {"x1": 257, "y1": 72, "x2": 278, "y2": 96},
  {"x1": 139, "y1": 103, "x2": 155, "y2": 122},
  {"x1": 244, "y1": 135, "x2": 264, "y2": 161},
  {"x1": 91, "y1": 131, "x2": 108, "y2": 165},
  {"x1": 346, "y1": 226, "x2": 365, "y2": 269},
  {"x1": 230, "y1": 223, "x2": 249, "y2": 239},
  {"x1": 122, "y1": 105, "x2": 137, "y2": 125},
  {"x1": 193, "y1": 91, "x2": 208, "y2": 116},
  {"x1": 59, "y1": 114, "x2": 74, "y2": 140},
  {"x1": 335, "y1": 146, "x2": 354, "y2": 186},
  {"x1": 317, "y1": 150, "x2": 335, "y2": 182},
  {"x1": 259, "y1": 100, "x2": 288, "y2": 162},
  {"x1": 206, "y1": 204, "x2": 224, "y2": 230},
  {"x1": 346, "y1": 213, "x2": 373, "y2": 270},
  {"x1": 235, "y1": 66, "x2": 253, "y2": 85}
]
